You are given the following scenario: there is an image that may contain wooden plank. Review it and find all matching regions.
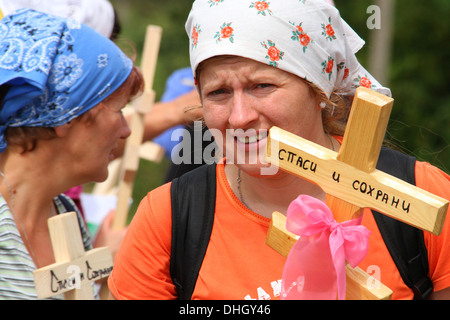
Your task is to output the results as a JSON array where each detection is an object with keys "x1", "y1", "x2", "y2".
[
  {"x1": 33, "y1": 212, "x2": 113, "y2": 300},
  {"x1": 112, "y1": 25, "x2": 163, "y2": 230},
  {"x1": 264, "y1": 87, "x2": 448, "y2": 299},
  {"x1": 266, "y1": 127, "x2": 448, "y2": 235}
]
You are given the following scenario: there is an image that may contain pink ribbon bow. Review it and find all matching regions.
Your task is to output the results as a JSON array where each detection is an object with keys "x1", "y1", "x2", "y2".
[{"x1": 281, "y1": 195, "x2": 371, "y2": 300}]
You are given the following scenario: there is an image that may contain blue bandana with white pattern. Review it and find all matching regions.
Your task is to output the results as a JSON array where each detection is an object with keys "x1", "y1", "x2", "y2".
[{"x1": 0, "y1": 9, "x2": 132, "y2": 152}]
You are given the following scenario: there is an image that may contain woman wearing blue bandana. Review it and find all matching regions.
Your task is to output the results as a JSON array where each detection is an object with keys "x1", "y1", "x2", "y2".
[{"x1": 0, "y1": 9, "x2": 143, "y2": 299}]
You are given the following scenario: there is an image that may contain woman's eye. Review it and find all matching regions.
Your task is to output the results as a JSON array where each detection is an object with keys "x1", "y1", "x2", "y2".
[
  {"x1": 207, "y1": 88, "x2": 228, "y2": 97},
  {"x1": 256, "y1": 83, "x2": 273, "y2": 89}
]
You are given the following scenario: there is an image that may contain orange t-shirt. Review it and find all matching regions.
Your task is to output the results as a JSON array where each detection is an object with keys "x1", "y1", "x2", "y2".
[{"x1": 109, "y1": 161, "x2": 450, "y2": 300}]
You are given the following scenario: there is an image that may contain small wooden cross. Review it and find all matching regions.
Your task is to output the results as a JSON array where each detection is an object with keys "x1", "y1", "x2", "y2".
[
  {"x1": 33, "y1": 212, "x2": 113, "y2": 300},
  {"x1": 265, "y1": 87, "x2": 449, "y2": 299},
  {"x1": 112, "y1": 25, "x2": 163, "y2": 230}
]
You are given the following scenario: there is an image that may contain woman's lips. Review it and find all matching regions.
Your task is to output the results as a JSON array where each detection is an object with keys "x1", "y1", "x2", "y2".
[
  {"x1": 234, "y1": 130, "x2": 269, "y2": 152},
  {"x1": 234, "y1": 130, "x2": 268, "y2": 144}
]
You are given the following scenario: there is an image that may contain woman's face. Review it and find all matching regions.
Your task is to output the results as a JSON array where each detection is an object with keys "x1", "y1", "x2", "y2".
[
  {"x1": 198, "y1": 56, "x2": 324, "y2": 175},
  {"x1": 66, "y1": 93, "x2": 131, "y2": 183}
]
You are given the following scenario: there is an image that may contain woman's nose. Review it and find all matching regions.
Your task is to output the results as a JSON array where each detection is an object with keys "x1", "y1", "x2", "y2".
[
  {"x1": 120, "y1": 116, "x2": 131, "y2": 139},
  {"x1": 228, "y1": 92, "x2": 259, "y2": 129}
]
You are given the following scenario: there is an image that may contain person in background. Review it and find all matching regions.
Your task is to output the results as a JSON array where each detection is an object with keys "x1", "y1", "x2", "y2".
[
  {"x1": 0, "y1": 0, "x2": 202, "y2": 238},
  {"x1": 149, "y1": 67, "x2": 209, "y2": 182},
  {"x1": 0, "y1": 0, "x2": 119, "y2": 40},
  {"x1": 0, "y1": 9, "x2": 143, "y2": 299},
  {"x1": 0, "y1": 1, "x2": 122, "y2": 218}
]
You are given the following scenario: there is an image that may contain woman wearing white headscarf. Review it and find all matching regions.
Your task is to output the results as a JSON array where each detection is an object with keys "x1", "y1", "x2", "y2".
[{"x1": 109, "y1": 0, "x2": 450, "y2": 300}]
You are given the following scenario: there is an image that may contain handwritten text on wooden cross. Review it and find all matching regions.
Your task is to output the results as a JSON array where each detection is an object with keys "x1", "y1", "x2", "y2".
[
  {"x1": 33, "y1": 212, "x2": 113, "y2": 300},
  {"x1": 265, "y1": 88, "x2": 447, "y2": 235},
  {"x1": 265, "y1": 87, "x2": 448, "y2": 299}
]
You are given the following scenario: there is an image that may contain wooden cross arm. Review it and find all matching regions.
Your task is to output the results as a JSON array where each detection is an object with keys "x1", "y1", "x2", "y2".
[
  {"x1": 264, "y1": 87, "x2": 446, "y2": 300},
  {"x1": 265, "y1": 127, "x2": 448, "y2": 235},
  {"x1": 33, "y1": 247, "x2": 113, "y2": 299},
  {"x1": 112, "y1": 25, "x2": 163, "y2": 231},
  {"x1": 33, "y1": 212, "x2": 114, "y2": 300},
  {"x1": 266, "y1": 212, "x2": 393, "y2": 300}
]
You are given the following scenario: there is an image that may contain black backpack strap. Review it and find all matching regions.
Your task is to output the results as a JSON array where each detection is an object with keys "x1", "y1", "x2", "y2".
[
  {"x1": 170, "y1": 163, "x2": 217, "y2": 300},
  {"x1": 372, "y1": 147, "x2": 433, "y2": 299}
]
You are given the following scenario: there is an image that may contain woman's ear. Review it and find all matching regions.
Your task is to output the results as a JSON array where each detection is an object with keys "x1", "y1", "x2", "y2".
[{"x1": 53, "y1": 122, "x2": 73, "y2": 137}]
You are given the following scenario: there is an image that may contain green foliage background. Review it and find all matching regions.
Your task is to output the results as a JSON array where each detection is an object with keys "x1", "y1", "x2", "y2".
[
  {"x1": 109, "y1": 0, "x2": 449, "y2": 216},
  {"x1": 335, "y1": 0, "x2": 449, "y2": 172}
]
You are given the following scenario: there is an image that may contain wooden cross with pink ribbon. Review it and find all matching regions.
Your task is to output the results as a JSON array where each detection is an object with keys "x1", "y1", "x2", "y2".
[{"x1": 265, "y1": 87, "x2": 448, "y2": 300}]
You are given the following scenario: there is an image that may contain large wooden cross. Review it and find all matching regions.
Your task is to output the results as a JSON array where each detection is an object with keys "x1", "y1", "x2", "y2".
[
  {"x1": 112, "y1": 25, "x2": 163, "y2": 230},
  {"x1": 33, "y1": 212, "x2": 113, "y2": 300},
  {"x1": 265, "y1": 87, "x2": 448, "y2": 300}
]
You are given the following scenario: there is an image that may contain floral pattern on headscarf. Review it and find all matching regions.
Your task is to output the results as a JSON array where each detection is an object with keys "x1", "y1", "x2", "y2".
[{"x1": 185, "y1": 0, "x2": 390, "y2": 98}]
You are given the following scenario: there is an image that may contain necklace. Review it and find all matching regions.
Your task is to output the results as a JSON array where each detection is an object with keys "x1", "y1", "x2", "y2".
[
  {"x1": 328, "y1": 134, "x2": 336, "y2": 152},
  {"x1": 236, "y1": 168, "x2": 253, "y2": 211},
  {"x1": 236, "y1": 135, "x2": 336, "y2": 211},
  {"x1": 0, "y1": 171, "x2": 55, "y2": 267}
]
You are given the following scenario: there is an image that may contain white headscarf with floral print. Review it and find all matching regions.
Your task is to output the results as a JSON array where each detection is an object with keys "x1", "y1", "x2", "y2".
[{"x1": 185, "y1": 0, "x2": 391, "y2": 98}]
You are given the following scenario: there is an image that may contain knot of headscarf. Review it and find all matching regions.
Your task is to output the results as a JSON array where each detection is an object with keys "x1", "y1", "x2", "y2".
[
  {"x1": 281, "y1": 195, "x2": 370, "y2": 300},
  {"x1": 0, "y1": 9, "x2": 132, "y2": 152},
  {"x1": 186, "y1": 0, "x2": 390, "y2": 98}
]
